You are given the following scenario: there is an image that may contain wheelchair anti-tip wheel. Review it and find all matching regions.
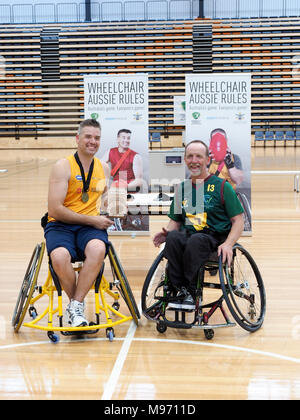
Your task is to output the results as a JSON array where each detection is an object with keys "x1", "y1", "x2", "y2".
[
  {"x1": 12, "y1": 242, "x2": 45, "y2": 332},
  {"x1": 219, "y1": 244, "x2": 266, "y2": 332}
]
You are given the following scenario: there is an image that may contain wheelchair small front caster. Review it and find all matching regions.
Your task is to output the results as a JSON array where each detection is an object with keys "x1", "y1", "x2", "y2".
[
  {"x1": 106, "y1": 327, "x2": 115, "y2": 342},
  {"x1": 112, "y1": 301, "x2": 120, "y2": 311},
  {"x1": 29, "y1": 306, "x2": 38, "y2": 319},
  {"x1": 47, "y1": 331, "x2": 60, "y2": 343},
  {"x1": 204, "y1": 329, "x2": 214, "y2": 340},
  {"x1": 156, "y1": 320, "x2": 167, "y2": 333}
]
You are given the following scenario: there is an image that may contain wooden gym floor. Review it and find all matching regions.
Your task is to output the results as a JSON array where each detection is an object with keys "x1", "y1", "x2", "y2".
[{"x1": 0, "y1": 146, "x2": 300, "y2": 400}]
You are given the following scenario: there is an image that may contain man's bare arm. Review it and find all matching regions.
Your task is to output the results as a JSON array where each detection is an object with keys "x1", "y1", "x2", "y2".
[
  {"x1": 153, "y1": 219, "x2": 181, "y2": 247},
  {"x1": 128, "y1": 153, "x2": 143, "y2": 190}
]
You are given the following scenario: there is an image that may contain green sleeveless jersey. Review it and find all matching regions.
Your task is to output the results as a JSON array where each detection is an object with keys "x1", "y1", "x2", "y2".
[{"x1": 168, "y1": 174, "x2": 244, "y2": 234}]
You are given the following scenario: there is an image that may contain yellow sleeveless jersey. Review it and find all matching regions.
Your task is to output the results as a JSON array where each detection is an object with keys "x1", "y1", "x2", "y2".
[{"x1": 48, "y1": 154, "x2": 106, "y2": 222}]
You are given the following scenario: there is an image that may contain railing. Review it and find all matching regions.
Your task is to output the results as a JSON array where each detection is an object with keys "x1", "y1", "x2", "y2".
[
  {"x1": 0, "y1": 0, "x2": 299, "y2": 25},
  {"x1": 0, "y1": 1, "x2": 200, "y2": 24}
]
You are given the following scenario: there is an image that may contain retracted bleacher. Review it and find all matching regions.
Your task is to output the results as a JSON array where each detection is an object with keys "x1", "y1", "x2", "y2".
[{"x1": 1, "y1": 16, "x2": 300, "y2": 148}]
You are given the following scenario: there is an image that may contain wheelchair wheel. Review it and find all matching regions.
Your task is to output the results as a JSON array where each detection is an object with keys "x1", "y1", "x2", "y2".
[
  {"x1": 219, "y1": 244, "x2": 266, "y2": 332},
  {"x1": 236, "y1": 192, "x2": 251, "y2": 232},
  {"x1": 108, "y1": 244, "x2": 140, "y2": 325},
  {"x1": 12, "y1": 242, "x2": 45, "y2": 332},
  {"x1": 141, "y1": 251, "x2": 169, "y2": 320}
]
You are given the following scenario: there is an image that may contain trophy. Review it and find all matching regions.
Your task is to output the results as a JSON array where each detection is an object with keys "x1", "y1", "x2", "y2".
[{"x1": 107, "y1": 180, "x2": 128, "y2": 218}]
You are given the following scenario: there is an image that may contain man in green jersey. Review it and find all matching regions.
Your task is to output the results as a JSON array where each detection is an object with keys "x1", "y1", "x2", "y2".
[{"x1": 153, "y1": 140, "x2": 244, "y2": 310}]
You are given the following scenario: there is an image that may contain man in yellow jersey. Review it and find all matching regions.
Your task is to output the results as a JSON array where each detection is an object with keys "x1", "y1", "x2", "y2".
[{"x1": 44, "y1": 119, "x2": 114, "y2": 327}]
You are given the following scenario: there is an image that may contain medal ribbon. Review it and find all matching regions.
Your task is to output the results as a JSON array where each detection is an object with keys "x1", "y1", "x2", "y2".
[{"x1": 74, "y1": 152, "x2": 94, "y2": 194}]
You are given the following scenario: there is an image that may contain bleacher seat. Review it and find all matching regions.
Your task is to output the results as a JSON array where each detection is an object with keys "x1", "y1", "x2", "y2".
[
  {"x1": 255, "y1": 131, "x2": 264, "y2": 142},
  {"x1": 150, "y1": 132, "x2": 161, "y2": 149},
  {"x1": 151, "y1": 132, "x2": 161, "y2": 142},
  {"x1": 275, "y1": 131, "x2": 284, "y2": 141},
  {"x1": 285, "y1": 131, "x2": 295, "y2": 141},
  {"x1": 265, "y1": 131, "x2": 274, "y2": 141}
]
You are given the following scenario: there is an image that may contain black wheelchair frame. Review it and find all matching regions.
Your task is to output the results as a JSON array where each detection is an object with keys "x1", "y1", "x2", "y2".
[{"x1": 141, "y1": 243, "x2": 266, "y2": 340}]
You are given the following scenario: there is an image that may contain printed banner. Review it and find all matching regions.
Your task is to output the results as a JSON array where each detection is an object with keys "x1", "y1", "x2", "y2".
[
  {"x1": 185, "y1": 73, "x2": 252, "y2": 234},
  {"x1": 84, "y1": 74, "x2": 149, "y2": 235}
]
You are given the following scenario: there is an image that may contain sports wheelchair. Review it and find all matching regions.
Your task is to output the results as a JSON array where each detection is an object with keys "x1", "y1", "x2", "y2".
[
  {"x1": 141, "y1": 243, "x2": 266, "y2": 340},
  {"x1": 12, "y1": 241, "x2": 140, "y2": 343}
]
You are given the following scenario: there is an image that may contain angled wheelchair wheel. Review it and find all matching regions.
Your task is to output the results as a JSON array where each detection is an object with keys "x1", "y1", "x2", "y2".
[
  {"x1": 12, "y1": 242, "x2": 45, "y2": 332},
  {"x1": 141, "y1": 250, "x2": 171, "y2": 320},
  {"x1": 236, "y1": 192, "x2": 252, "y2": 232},
  {"x1": 108, "y1": 244, "x2": 140, "y2": 325},
  {"x1": 219, "y1": 244, "x2": 266, "y2": 332}
]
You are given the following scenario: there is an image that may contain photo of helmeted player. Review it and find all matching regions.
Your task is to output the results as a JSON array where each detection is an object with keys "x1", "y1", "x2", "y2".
[
  {"x1": 207, "y1": 128, "x2": 251, "y2": 231},
  {"x1": 208, "y1": 128, "x2": 244, "y2": 189}
]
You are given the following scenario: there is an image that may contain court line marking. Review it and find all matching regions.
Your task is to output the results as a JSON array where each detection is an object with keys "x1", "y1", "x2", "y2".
[
  {"x1": 1, "y1": 219, "x2": 300, "y2": 224},
  {"x1": 101, "y1": 300, "x2": 142, "y2": 400},
  {"x1": 2, "y1": 332, "x2": 300, "y2": 399},
  {"x1": 1, "y1": 335, "x2": 300, "y2": 366},
  {"x1": 101, "y1": 321, "x2": 137, "y2": 400}
]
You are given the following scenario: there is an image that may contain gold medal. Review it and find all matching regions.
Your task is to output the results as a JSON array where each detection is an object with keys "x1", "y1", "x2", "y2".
[
  {"x1": 81, "y1": 192, "x2": 89, "y2": 203},
  {"x1": 74, "y1": 152, "x2": 94, "y2": 205}
]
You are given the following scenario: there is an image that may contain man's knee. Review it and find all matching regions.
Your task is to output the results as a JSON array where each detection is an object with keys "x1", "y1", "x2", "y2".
[
  {"x1": 187, "y1": 233, "x2": 208, "y2": 247},
  {"x1": 185, "y1": 233, "x2": 216, "y2": 261},
  {"x1": 166, "y1": 229, "x2": 184, "y2": 246},
  {"x1": 84, "y1": 239, "x2": 106, "y2": 262},
  {"x1": 50, "y1": 247, "x2": 72, "y2": 268}
]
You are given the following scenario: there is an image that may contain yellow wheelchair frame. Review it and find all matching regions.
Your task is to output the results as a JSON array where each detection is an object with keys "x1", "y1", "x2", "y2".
[{"x1": 12, "y1": 241, "x2": 140, "y2": 342}]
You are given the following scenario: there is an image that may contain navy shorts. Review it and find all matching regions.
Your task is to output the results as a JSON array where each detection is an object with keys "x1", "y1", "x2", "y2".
[{"x1": 44, "y1": 222, "x2": 110, "y2": 262}]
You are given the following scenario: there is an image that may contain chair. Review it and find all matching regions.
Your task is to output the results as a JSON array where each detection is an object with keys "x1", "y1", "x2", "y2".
[
  {"x1": 141, "y1": 244, "x2": 266, "y2": 340},
  {"x1": 12, "y1": 242, "x2": 140, "y2": 342},
  {"x1": 150, "y1": 132, "x2": 161, "y2": 149},
  {"x1": 275, "y1": 131, "x2": 284, "y2": 141},
  {"x1": 265, "y1": 131, "x2": 274, "y2": 141},
  {"x1": 254, "y1": 131, "x2": 264, "y2": 143},
  {"x1": 285, "y1": 130, "x2": 295, "y2": 145}
]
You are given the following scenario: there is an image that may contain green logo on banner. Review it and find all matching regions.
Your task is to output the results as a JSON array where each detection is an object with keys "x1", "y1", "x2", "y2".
[
  {"x1": 91, "y1": 113, "x2": 99, "y2": 120},
  {"x1": 192, "y1": 112, "x2": 200, "y2": 119}
]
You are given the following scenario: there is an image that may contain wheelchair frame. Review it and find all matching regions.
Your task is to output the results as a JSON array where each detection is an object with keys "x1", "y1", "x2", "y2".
[
  {"x1": 12, "y1": 241, "x2": 140, "y2": 343},
  {"x1": 141, "y1": 243, "x2": 266, "y2": 340}
]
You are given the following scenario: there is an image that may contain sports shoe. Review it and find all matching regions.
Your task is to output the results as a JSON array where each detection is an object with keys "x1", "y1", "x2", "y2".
[
  {"x1": 168, "y1": 287, "x2": 195, "y2": 311},
  {"x1": 181, "y1": 292, "x2": 195, "y2": 310},
  {"x1": 168, "y1": 297, "x2": 183, "y2": 310},
  {"x1": 65, "y1": 300, "x2": 88, "y2": 327}
]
